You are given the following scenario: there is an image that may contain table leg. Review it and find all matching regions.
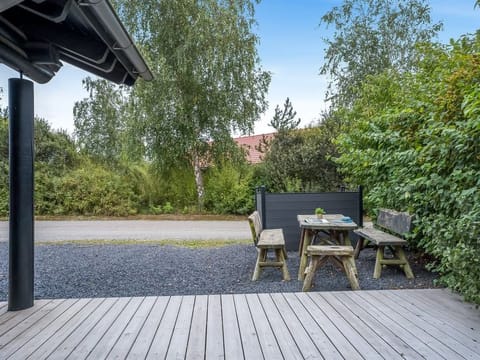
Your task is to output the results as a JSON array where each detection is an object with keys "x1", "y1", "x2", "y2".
[
  {"x1": 342, "y1": 256, "x2": 360, "y2": 290},
  {"x1": 343, "y1": 230, "x2": 352, "y2": 246},
  {"x1": 298, "y1": 228, "x2": 306, "y2": 256},
  {"x1": 298, "y1": 229, "x2": 313, "y2": 281}
]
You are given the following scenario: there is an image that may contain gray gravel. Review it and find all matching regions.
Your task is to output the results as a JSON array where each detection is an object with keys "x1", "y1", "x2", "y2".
[{"x1": 0, "y1": 242, "x2": 439, "y2": 301}]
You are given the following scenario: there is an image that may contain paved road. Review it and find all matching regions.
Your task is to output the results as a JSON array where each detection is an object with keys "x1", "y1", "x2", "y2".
[{"x1": 0, "y1": 220, "x2": 251, "y2": 242}]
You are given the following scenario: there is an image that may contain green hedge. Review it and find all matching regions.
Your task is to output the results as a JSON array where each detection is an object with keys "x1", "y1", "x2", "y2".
[{"x1": 336, "y1": 34, "x2": 480, "y2": 303}]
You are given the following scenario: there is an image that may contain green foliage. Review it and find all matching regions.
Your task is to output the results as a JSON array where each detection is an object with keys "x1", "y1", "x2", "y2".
[
  {"x1": 73, "y1": 77, "x2": 134, "y2": 163},
  {"x1": 320, "y1": 0, "x2": 442, "y2": 107},
  {"x1": 336, "y1": 33, "x2": 480, "y2": 303},
  {"x1": 259, "y1": 119, "x2": 344, "y2": 193},
  {"x1": 204, "y1": 162, "x2": 254, "y2": 214},
  {"x1": 55, "y1": 161, "x2": 139, "y2": 216},
  {"x1": 35, "y1": 117, "x2": 78, "y2": 171},
  {"x1": 269, "y1": 97, "x2": 301, "y2": 132},
  {"x1": 149, "y1": 167, "x2": 198, "y2": 210},
  {"x1": 115, "y1": 0, "x2": 270, "y2": 208}
]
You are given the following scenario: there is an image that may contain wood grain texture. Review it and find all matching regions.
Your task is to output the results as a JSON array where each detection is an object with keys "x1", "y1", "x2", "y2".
[{"x1": 0, "y1": 289, "x2": 478, "y2": 359}]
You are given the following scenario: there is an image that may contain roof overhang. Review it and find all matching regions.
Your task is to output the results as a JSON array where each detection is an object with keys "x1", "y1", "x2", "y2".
[{"x1": 0, "y1": 0, "x2": 152, "y2": 85}]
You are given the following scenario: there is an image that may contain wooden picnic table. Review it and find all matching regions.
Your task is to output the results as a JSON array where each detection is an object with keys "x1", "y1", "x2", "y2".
[{"x1": 297, "y1": 214, "x2": 358, "y2": 281}]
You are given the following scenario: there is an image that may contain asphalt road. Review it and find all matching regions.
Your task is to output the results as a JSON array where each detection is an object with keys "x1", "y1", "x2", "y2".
[{"x1": 0, "y1": 220, "x2": 251, "y2": 242}]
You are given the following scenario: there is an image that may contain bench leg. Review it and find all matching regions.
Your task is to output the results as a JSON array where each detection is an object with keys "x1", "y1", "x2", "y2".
[
  {"x1": 354, "y1": 237, "x2": 364, "y2": 259},
  {"x1": 342, "y1": 256, "x2": 360, "y2": 290},
  {"x1": 396, "y1": 246, "x2": 414, "y2": 279},
  {"x1": 276, "y1": 248, "x2": 290, "y2": 281},
  {"x1": 302, "y1": 256, "x2": 319, "y2": 291},
  {"x1": 252, "y1": 248, "x2": 266, "y2": 281},
  {"x1": 374, "y1": 246, "x2": 384, "y2": 279},
  {"x1": 298, "y1": 250, "x2": 308, "y2": 281}
]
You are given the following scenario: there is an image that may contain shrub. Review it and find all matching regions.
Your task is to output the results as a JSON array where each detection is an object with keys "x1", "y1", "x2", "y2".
[
  {"x1": 204, "y1": 162, "x2": 254, "y2": 215},
  {"x1": 336, "y1": 34, "x2": 480, "y2": 303},
  {"x1": 55, "y1": 163, "x2": 139, "y2": 216}
]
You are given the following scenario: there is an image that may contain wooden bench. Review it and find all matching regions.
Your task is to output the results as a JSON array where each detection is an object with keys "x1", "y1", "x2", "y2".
[
  {"x1": 248, "y1": 211, "x2": 290, "y2": 281},
  {"x1": 354, "y1": 208, "x2": 414, "y2": 279},
  {"x1": 302, "y1": 245, "x2": 360, "y2": 291}
]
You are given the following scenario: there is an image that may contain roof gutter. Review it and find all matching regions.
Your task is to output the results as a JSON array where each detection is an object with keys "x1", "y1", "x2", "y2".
[{"x1": 79, "y1": 0, "x2": 153, "y2": 81}]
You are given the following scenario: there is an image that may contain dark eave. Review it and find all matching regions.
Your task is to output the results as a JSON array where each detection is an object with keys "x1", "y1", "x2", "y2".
[{"x1": 0, "y1": 0, "x2": 152, "y2": 85}]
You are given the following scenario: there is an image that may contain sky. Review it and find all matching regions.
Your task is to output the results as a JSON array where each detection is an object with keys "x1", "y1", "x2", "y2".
[{"x1": 0, "y1": 0, "x2": 479, "y2": 135}]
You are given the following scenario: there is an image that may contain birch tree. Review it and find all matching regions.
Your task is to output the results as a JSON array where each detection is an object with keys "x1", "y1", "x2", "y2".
[{"x1": 117, "y1": 0, "x2": 270, "y2": 209}]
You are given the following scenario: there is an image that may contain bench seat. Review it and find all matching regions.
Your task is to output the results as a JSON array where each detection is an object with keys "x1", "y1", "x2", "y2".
[
  {"x1": 354, "y1": 209, "x2": 414, "y2": 279},
  {"x1": 257, "y1": 229, "x2": 286, "y2": 248},
  {"x1": 355, "y1": 227, "x2": 407, "y2": 246},
  {"x1": 302, "y1": 245, "x2": 360, "y2": 291},
  {"x1": 248, "y1": 212, "x2": 290, "y2": 281}
]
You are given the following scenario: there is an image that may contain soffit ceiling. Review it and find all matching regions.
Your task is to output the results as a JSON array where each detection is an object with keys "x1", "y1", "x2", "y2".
[{"x1": 0, "y1": 0, "x2": 152, "y2": 85}]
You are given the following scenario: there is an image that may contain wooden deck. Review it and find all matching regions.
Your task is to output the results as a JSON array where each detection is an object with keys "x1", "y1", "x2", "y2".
[{"x1": 0, "y1": 289, "x2": 479, "y2": 359}]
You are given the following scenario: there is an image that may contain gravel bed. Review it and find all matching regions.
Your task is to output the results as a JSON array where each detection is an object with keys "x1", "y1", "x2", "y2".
[{"x1": 0, "y1": 242, "x2": 439, "y2": 301}]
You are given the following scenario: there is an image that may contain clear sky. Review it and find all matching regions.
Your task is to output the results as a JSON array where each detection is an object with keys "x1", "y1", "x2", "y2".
[{"x1": 0, "y1": 0, "x2": 479, "y2": 135}]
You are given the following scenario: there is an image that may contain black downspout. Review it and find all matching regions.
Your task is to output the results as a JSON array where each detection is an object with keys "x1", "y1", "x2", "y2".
[{"x1": 8, "y1": 78, "x2": 35, "y2": 311}]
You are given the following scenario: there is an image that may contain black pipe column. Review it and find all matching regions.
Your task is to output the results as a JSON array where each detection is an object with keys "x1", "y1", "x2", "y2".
[{"x1": 8, "y1": 78, "x2": 34, "y2": 311}]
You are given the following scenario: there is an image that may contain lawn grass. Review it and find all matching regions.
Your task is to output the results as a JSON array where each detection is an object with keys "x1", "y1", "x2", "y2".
[{"x1": 36, "y1": 238, "x2": 251, "y2": 248}]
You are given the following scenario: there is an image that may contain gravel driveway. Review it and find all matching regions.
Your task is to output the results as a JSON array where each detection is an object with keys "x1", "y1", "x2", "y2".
[{"x1": 0, "y1": 242, "x2": 439, "y2": 301}]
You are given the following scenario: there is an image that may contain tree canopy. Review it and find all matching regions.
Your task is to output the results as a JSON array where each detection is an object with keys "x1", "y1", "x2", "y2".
[
  {"x1": 320, "y1": 0, "x2": 442, "y2": 107},
  {"x1": 114, "y1": 0, "x2": 270, "y2": 209}
]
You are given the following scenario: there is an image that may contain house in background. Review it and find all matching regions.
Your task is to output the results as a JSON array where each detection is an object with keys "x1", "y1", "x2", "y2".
[{"x1": 233, "y1": 133, "x2": 274, "y2": 164}]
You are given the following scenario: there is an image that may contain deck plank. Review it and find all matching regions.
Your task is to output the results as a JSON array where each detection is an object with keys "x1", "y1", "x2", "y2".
[
  {"x1": 146, "y1": 296, "x2": 182, "y2": 359},
  {"x1": 356, "y1": 290, "x2": 469, "y2": 359},
  {"x1": 334, "y1": 292, "x2": 423, "y2": 359},
  {"x1": 282, "y1": 293, "x2": 342, "y2": 360},
  {"x1": 320, "y1": 292, "x2": 404, "y2": 360},
  {"x1": 165, "y1": 295, "x2": 195, "y2": 360},
  {"x1": 85, "y1": 297, "x2": 144, "y2": 359},
  {"x1": 23, "y1": 297, "x2": 105, "y2": 360},
  {"x1": 46, "y1": 297, "x2": 118, "y2": 359},
  {"x1": 345, "y1": 291, "x2": 448, "y2": 359},
  {"x1": 106, "y1": 296, "x2": 157, "y2": 359},
  {"x1": 311, "y1": 292, "x2": 384, "y2": 360},
  {"x1": 221, "y1": 294, "x2": 244, "y2": 360},
  {"x1": 0, "y1": 289, "x2": 478, "y2": 360},
  {"x1": 0, "y1": 299, "x2": 51, "y2": 330},
  {"x1": 0, "y1": 300, "x2": 59, "y2": 347},
  {"x1": 270, "y1": 293, "x2": 323, "y2": 360},
  {"x1": 185, "y1": 295, "x2": 208, "y2": 360},
  {"x1": 205, "y1": 295, "x2": 224, "y2": 359},
  {"x1": 66, "y1": 297, "x2": 131, "y2": 359},
  {"x1": 369, "y1": 290, "x2": 480, "y2": 359},
  {"x1": 258, "y1": 293, "x2": 304, "y2": 360},
  {"x1": 233, "y1": 294, "x2": 263, "y2": 359},
  {"x1": 245, "y1": 293, "x2": 283, "y2": 359},
  {"x1": 127, "y1": 296, "x2": 169, "y2": 359},
  {"x1": 9, "y1": 298, "x2": 90, "y2": 360},
  {"x1": 412, "y1": 289, "x2": 480, "y2": 322},
  {"x1": 297, "y1": 292, "x2": 364, "y2": 360},
  {"x1": 0, "y1": 299, "x2": 78, "y2": 359},
  {"x1": 393, "y1": 289, "x2": 480, "y2": 339},
  {"x1": 382, "y1": 290, "x2": 480, "y2": 354}
]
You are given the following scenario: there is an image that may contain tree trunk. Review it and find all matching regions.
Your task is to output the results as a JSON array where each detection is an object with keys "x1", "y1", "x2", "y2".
[{"x1": 193, "y1": 153, "x2": 205, "y2": 211}]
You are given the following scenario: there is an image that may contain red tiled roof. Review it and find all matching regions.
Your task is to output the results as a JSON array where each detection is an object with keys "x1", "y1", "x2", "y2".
[{"x1": 233, "y1": 133, "x2": 275, "y2": 164}]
